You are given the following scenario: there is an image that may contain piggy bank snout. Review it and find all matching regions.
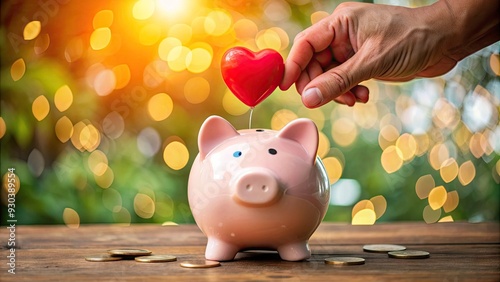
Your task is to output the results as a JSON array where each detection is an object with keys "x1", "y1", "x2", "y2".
[{"x1": 232, "y1": 168, "x2": 281, "y2": 206}]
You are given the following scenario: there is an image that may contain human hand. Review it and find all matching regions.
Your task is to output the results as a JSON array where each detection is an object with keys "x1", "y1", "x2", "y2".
[{"x1": 280, "y1": 1, "x2": 459, "y2": 108}]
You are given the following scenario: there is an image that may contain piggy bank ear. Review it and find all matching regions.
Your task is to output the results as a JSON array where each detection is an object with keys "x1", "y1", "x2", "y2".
[
  {"x1": 277, "y1": 118, "x2": 318, "y2": 164},
  {"x1": 198, "y1": 115, "x2": 239, "y2": 160}
]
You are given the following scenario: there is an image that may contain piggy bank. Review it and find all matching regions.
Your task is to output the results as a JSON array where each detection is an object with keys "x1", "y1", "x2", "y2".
[{"x1": 188, "y1": 115, "x2": 330, "y2": 261}]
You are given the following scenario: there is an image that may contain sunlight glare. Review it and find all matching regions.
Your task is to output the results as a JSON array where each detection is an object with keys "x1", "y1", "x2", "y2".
[{"x1": 157, "y1": 0, "x2": 186, "y2": 17}]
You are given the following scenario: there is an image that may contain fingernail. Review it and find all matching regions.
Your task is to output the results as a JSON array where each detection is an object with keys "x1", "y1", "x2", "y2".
[
  {"x1": 303, "y1": 88, "x2": 323, "y2": 107},
  {"x1": 346, "y1": 95, "x2": 355, "y2": 106},
  {"x1": 355, "y1": 91, "x2": 369, "y2": 103}
]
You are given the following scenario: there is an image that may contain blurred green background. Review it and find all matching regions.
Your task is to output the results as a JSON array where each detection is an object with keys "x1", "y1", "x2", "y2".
[{"x1": 1, "y1": 0, "x2": 498, "y2": 226}]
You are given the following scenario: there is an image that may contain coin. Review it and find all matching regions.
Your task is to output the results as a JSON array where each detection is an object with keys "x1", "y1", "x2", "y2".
[
  {"x1": 180, "y1": 260, "x2": 221, "y2": 268},
  {"x1": 363, "y1": 244, "x2": 406, "y2": 253},
  {"x1": 324, "y1": 257, "x2": 365, "y2": 265},
  {"x1": 85, "y1": 254, "x2": 122, "y2": 262},
  {"x1": 108, "y1": 249, "x2": 152, "y2": 257},
  {"x1": 135, "y1": 255, "x2": 177, "y2": 263},
  {"x1": 388, "y1": 250, "x2": 430, "y2": 259}
]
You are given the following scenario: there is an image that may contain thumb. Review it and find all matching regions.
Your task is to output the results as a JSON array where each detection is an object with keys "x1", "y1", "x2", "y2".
[{"x1": 301, "y1": 53, "x2": 369, "y2": 108}]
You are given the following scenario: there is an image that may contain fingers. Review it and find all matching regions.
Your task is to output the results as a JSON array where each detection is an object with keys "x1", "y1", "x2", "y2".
[
  {"x1": 301, "y1": 50, "x2": 369, "y2": 108},
  {"x1": 302, "y1": 87, "x2": 369, "y2": 108},
  {"x1": 280, "y1": 19, "x2": 336, "y2": 91},
  {"x1": 280, "y1": 2, "x2": 373, "y2": 107}
]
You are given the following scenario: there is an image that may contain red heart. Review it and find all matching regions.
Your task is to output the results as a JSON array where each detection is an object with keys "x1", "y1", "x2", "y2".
[{"x1": 221, "y1": 47, "x2": 284, "y2": 107}]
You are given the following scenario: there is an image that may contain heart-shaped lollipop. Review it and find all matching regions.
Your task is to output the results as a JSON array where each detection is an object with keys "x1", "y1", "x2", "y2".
[{"x1": 221, "y1": 47, "x2": 284, "y2": 107}]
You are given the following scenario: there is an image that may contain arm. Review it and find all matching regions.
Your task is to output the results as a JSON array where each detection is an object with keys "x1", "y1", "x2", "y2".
[{"x1": 280, "y1": 0, "x2": 499, "y2": 108}]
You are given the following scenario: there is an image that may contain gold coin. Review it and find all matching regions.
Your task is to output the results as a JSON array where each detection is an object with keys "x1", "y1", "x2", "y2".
[
  {"x1": 388, "y1": 250, "x2": 430, "y2": 259},
  {"x1": 363, "y1": 244, "x2": 406, "y2": 253},
  {"x1": 135, "y1": 255, "x2": 177, "y2": 263},
  {"x1": 324, "y1": 257, "x2": 365, "y2": 265},
  {"x1": 108, "y1": 249, "x2": 152, "y2": 257},
  {"x1": 180, "y1": 260, "x2": 221, "y2": 268},
  {"x1": 85, "y1": 254, "x2": 122, "y2": 262}
]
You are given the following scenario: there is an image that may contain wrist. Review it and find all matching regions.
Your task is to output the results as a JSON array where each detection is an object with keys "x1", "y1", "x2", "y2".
[{"x1": 426, "y1": 0, "x2": 500, "y2": 60}]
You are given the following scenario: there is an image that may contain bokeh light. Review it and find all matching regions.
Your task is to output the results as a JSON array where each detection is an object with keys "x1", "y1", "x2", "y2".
[
  {"x1": 102, "y1": 112, "x2": 124, "y2": 139},
  {"x1": 88, "y1": 150, "x2": 109, "y2": 176},
  {"x1": 23, "y1": 21, "x2": 41, "y2": 40},
  {"x1": 205, "y1": 10, "x2": 232, "y2": 36},
  {"x1": 27, "y1": 149, "x2": 44, "y2": 177},
  {"x1": 186, "y1": 47, "x2": 212, "y2": 73},
  {"x1": 65, "y1": 37, "x2": 84, "y2": 62},
  {"x1": 90, "y1": 27, "x2": 112, "y2": 50},
  {"x1": 440, "y1": 158, "x2": 458, "y2": 183},
  {"x1": 63, "y1": 208, "x2": 80, "y2": 229},
  {"x1": 34, "y1": 33, "x2": 50, "y2": 54},
  {"x1": 331, "y1": 117, "x2": 358, "y2": 147},
  {"x1": 271, "y1": 109, "x2": 298, "y2": 130},
  {"x1": 458, "y1": 160, "x2": 476, "y2": 186},
  {"x1": 423, "y1": 205, "x2": 441, "y2": 224},
  {"x1": 184, "y1": 77, "x2": 210, "y2": 104},
  {"x1": 163, "y1": 141, "x2": 189, "y2": 170},
  {"x1": 102, "y1": 188, "x2": 122, "y2": 212},
  {"x1": 379, "y1": 124, "x2": 400, "y2": 150},
  {"x1": 352, "y1": 208, "x2": 376, "y2": 225},
  {"x1": 415, "y1": 174, "x2": 434, "y2": 199},
  {"x1": 32, "y1": 95, "x2": 50, "y2": 121},
  {"x1": 322, "y1": 157, "x2": 343, "y2": 185},
  {"x1": 352, "y1": 200, "x2": 374, "y2": 219},
  {"x1": 443, "y1": 190, "x2": 459, "y2": 213},
  {"x1": 381, "y1": 145, "x2": 403, "y2": 173},
  {"x1": 0, "y1": 118, "x2": 6, "y2": 139},
  {"x1": 112, "y1": 64, "x2": 131, "y2": 89},
  {"x1": 138, "y1": 127, "x2": 161, "y2": 157},
  {"x1": 94, "y1": 69, "x2": 116, "y2": 96},
  {"x1": 370, "y1": 195, "x2": 387, "y2": 219},
  {"x1": 93, "y1": 10, "x2": 114, "y2": 29},
  {"x1": 133, "y1": 0, "x2": 155, "y2": 20},
  {"x1": 54, "y1": 85, "x2": 73, "y2": 112},
  {"x1": 223, "y1": 90, "x2": 249, "y2": 116},
  {"x1": 148, "y1": 93, "x2": 173, "y2": 121},
  {"x1": 330, "y1": 179, "x2": 361, "y2": 206},
  {"x1": 428, "y1": 186, "x2": 447, "y2": 210},
  {"x1": 134, "y1": 193, "x2": 155, "y2": 219},
  {"x1": 10, "y1": 58, "x2": 25, "y2": 81},
  {"x1": 311, "y1": 11, "x2": 329, "y2": 24},
  {"x1": 94, "y1": 166, "x2": 114, "y2": 189}
]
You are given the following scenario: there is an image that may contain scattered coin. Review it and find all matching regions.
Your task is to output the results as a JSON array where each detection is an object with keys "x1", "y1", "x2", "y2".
[
  {"x1": 135, "y1": 255, "x2": 177, "y2": 263},
  {"x1": 180, "y1": 260, "x2": 221, "y2": 268},
  {"x1": 324, "y1": 257, "x2": 365, "y2": 266},
  {"x1": 85, "y1": 254, "x2": 123, "y2": 262},
  {"x1": 388, "y1": 250, "x2": 430, "y2": 259},
  {"x1": 108, "y1": 249, "x2": 152, "y2": 257},
  {"x1": 363, "y1": 244, "x2": 407, "y2": 253}
]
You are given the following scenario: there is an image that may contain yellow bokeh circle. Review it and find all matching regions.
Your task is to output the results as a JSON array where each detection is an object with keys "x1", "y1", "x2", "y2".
[{"x1": 163, "y1": 141, "x2": 189, "y2": 170}]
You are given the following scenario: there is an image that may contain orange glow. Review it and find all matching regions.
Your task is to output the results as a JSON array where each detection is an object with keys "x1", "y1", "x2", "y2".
[
  {"x1": 32, "y1": 95, "x2": 50, "y2": 121},
  {"x1": 54, "y1": 85, "x2": 73, "y2": 112},
  {"x1": 428, "y1": 186, "x2": 447, "y2": 210},
  {"x1": 11, "y1": 58, "x2": 26, "y2": 81},
  {"x1": 322, "y1": 157, "x2": 343, "y2": 185},
  {"x1": 23, "y1": 21, "x2": 41, "y2": 40},
  {"x1": 90, "y1": 27, "x2": 111, "y2": 50}
]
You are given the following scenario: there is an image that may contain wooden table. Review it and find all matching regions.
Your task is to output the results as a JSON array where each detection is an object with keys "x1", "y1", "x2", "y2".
[{"x1": 1, "y1": 222, "x2": 499, "y2": 281}]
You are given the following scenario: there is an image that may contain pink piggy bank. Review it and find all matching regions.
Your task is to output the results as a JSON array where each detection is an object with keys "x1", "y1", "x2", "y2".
[{"x1": 188, "y1": 115, "x2": 330, "y2": 261}]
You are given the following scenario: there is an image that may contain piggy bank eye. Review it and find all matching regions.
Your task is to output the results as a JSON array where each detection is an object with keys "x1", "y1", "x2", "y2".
[
  {"x1": 233, "y1": 151, "x2": 242, "y2": 157},
  {"x1": 268, "y1": 148, "x2": 277, "y2": 155}
]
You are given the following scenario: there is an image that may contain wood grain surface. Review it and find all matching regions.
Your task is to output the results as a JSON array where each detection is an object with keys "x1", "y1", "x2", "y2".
[{"x1": 1, "y1": 222, "x2": 499, "y2": 281}]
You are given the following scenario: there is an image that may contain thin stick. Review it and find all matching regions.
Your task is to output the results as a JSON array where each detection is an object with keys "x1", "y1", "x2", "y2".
[{"x1": 249, "y1": 107, "x2": 254, "y2": 129}]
